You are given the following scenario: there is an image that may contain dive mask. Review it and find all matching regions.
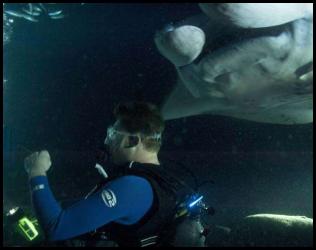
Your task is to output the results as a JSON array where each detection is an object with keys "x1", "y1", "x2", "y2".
[{"x1": 104, "y1": 125, "x2": 162, "y2": 146}]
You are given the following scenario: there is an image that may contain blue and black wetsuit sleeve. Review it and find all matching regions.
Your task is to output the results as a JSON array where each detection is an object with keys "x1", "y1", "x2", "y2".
[{"x1": 29, "y1": 175, "x2": 154, "y2": 241}]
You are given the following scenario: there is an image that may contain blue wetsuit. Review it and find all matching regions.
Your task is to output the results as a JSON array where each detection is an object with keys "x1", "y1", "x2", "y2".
[{"x1": 29, "y1": 175, "x2": 154, "y2": 241}]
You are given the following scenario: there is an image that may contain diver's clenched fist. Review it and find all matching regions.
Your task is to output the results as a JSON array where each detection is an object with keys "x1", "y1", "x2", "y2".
[{"x1": 24, "y1": 150, "x2": 52, "y2": 176}]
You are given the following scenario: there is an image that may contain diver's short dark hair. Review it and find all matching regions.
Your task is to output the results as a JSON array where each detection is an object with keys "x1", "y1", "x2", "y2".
[{"x1": 113, "y1": 101, "x2": 165, "y2": 152}]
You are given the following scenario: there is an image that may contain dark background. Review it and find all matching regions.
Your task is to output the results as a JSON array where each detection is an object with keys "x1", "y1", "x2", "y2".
[{"x1": 3, "y1": 3, "x2": 313, "y2": 233}]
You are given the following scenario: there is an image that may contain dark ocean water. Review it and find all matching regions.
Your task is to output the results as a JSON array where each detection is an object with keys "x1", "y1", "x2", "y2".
[{"x1": 3, "y1": 3, "x2": 313, "y2": 247}]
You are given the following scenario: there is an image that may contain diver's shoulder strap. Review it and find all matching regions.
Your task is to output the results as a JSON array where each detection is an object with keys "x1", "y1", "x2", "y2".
[
  {"x1": 126, "y1": 162, "x2": 194, "y2": 196},
  {"x1": 121, "y1": 162, "x2": 195, "y2": 245}
]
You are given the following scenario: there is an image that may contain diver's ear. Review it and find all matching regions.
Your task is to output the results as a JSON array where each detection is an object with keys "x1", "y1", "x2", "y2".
[{"x1": 124, "y1": 136, "x2": 139, "y2": 148}]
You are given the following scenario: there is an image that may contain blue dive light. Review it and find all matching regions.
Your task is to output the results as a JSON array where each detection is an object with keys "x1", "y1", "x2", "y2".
[{"x1": 188, "y1": 195, "x2": 204, "y2": 208}]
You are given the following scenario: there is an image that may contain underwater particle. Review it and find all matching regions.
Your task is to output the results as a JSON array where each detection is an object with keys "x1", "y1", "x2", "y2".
[
  {"x1": 288, "y1": 134, "x2": 293, "y2": 140},
  {"x1": 163, "y1": 22, "x2": 176, "y2": 33},
  {"x1": 231, "y1": 145, "x2": 237, "y2": 154},
  {"x1": 48, "y1": 10, "x2": 63, "y2": 16},
  {"x1": 173, "y1": 136, "x2": 183, "y2": 146},
  {"x1": 83, "y1": 54, "x2": 88, "y2": 60},
  {"x1": 3, "y1": 10, "x2": 13, "y2": 45},
  {"x1": 3, "y1": 79, "x2": 8, "y2": 90},
  {"x1": 49, "y1": 14, "x2": 65, "y2": 20},
  {"x1": 181, "y1": 127, "x2": 187, "y2": 134}
]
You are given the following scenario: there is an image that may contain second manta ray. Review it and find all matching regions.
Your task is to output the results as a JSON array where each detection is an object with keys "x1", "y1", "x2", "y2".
[{"x1": 155, "y1": 3, "x2": 313, "y2": 125}]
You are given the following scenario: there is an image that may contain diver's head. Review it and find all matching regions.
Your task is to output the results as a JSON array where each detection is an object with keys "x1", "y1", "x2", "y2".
[{"x1": 104, "y1": 101, "x2": 164, "y2": 166}]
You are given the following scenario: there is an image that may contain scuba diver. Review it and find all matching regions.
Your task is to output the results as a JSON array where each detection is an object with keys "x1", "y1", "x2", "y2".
[{"x1": 24, "y1": 101, "x2": 211, "y2": 247}]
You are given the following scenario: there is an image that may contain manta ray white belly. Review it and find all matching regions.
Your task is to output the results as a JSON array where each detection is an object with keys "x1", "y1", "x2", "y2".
[{"x1": 157, "y1": 4, "x2": 313, "y2": 124}]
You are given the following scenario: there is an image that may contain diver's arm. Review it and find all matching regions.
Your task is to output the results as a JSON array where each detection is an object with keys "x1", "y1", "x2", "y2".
[{"x1": 30, "y1": 175, "x2": 153, "y2": 241}]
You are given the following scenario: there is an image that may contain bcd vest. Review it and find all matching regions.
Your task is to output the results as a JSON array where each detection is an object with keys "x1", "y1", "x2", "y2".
[{"x1": 85, "y1": 161, "x2": 194, "y2": 247}]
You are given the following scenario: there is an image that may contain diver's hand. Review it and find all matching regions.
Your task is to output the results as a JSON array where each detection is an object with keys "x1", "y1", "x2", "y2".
[{"x1": 24, "y1": 150, "x2": 52, "y2": 178}]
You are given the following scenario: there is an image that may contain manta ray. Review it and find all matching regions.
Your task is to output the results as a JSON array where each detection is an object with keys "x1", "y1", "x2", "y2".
[{"x1": 155, "y1": 3, "x2": 313, "y2": 124}]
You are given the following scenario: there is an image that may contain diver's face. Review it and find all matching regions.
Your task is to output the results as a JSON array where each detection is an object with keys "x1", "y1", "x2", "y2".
[{"x1": 104, "y1": 121, "x2": 135, "y2": 165}]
